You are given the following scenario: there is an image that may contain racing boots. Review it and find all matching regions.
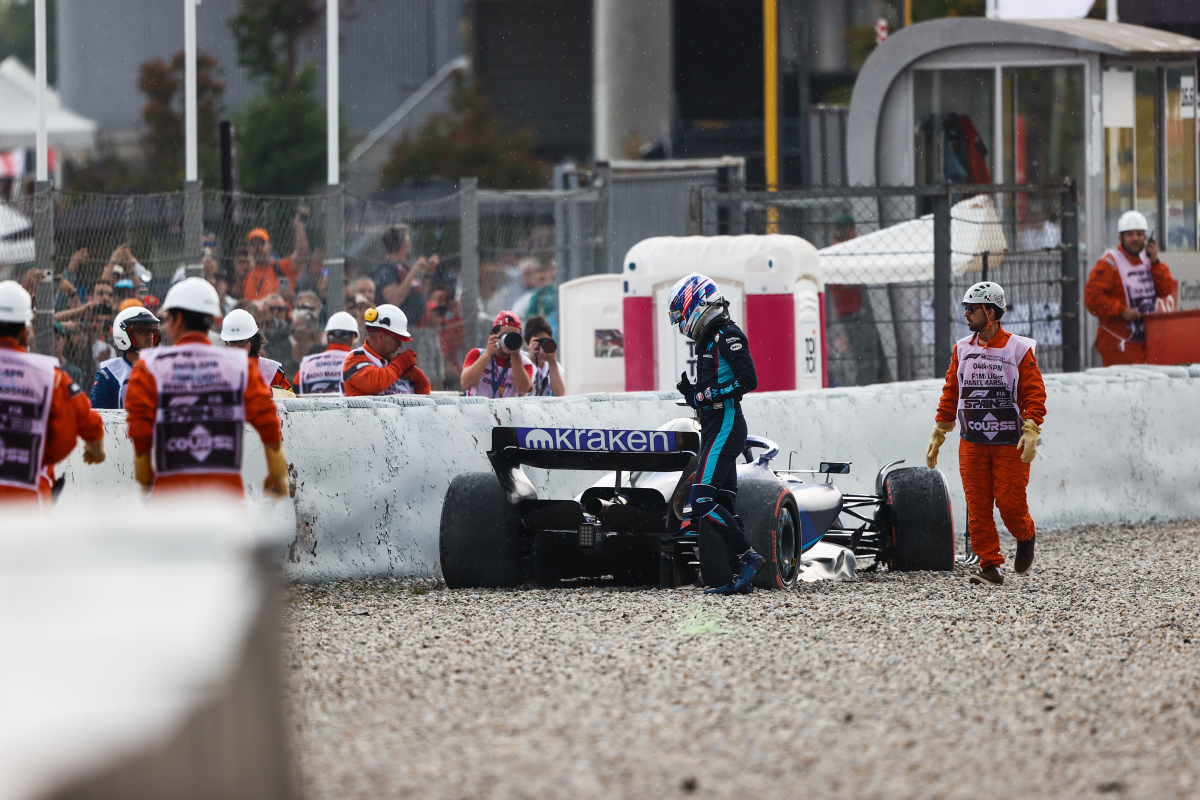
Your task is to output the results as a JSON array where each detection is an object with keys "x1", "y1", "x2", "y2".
[
  {"x1": 705, "y1": 548, "x2": 765, "y2": 595},
  {"x1": 1014, "y1": 535, "x2": 1035, "y2": 575},
  {"x1": 969, "y1": 567, "x2": 1004, "y2": 586}
]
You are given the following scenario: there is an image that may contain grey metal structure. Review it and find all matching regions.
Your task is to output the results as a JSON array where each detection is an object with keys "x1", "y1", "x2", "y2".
[
  {"x1": 57, "y1": 0, "x2": 464, "y2": 136},
  {"x1": 846, "y1": 18, "x2": 1200, "y2": 367}
]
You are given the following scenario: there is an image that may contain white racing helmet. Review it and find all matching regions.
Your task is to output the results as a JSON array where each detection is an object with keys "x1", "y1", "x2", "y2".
[
  {"x1": 162, "y1": 277, "x2": 221, "y2": 317},
  {"x1": 0, "y1": 280, "x2": 33, "y2": 324},
  {"x1": 1117, "y1": 210, "x2": 1149, "y2": 233},
  {"x1": 963, "y1": 281, "x2": 1006, "y2": 312},
  {"x1": 112, "y1": 306, "x2": 160, "y2": 351},
  {"x1": 325, "y1": 310, "x2": 360, "y2": 335},
  {"x1": 363, "y1": 303, "x2": 410, "y2": 340},
  {"x1": 220, "y1": 308, "x2": 259, "y2": 342}
]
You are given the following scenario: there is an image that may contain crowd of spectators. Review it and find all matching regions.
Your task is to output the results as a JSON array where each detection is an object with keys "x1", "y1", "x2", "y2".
[{"x1": 4, "y1": 213, "x2": 566, "y2": 398}]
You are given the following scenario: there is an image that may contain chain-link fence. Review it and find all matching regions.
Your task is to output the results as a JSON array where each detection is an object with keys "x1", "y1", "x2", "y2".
[
  {"x1": 702, "y1": 181, "x2": 1080, "y2": 386},
  {"x1": 0, "y1": 175, "x2": 1079, "y2": 395}
]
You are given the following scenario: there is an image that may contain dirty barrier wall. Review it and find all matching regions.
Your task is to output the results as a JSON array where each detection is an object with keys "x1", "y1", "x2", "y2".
[{"x1": 58, "y1": 365, "x2": 1200, "y2": 582}]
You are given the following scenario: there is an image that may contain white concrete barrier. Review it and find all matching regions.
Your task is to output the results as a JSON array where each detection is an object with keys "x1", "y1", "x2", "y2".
[{"x1": 58, "y1": 364, "x2": 1200, "y2": 582}]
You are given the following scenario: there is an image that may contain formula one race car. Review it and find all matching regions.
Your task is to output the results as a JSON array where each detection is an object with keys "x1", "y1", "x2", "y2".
[{"x1": 439, "y1": 419, "x2": 955, "y2": 590}]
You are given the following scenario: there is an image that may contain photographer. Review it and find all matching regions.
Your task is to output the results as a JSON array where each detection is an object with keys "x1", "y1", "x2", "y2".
[
  {"x1": 460, "y1": 310, "x2": 533, "y2": 398},
  {"x1": 524, "y1": 315, "x2": 564, "y2": 397}
]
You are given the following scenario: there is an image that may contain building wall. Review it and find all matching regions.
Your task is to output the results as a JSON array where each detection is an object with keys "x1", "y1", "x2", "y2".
[{"x1": 57, "y1": 0, "x2": 464, "y2": 137}]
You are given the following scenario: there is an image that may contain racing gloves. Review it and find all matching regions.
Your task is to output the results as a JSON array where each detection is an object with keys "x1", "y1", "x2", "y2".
[
  {"x1": 926, "y1": 421, "x2": 954, "y2": 469},
  {"x1": 676, "y1": 372, "x2": 697, "y2": 408},
  {"x1": 263, "y1": 443, "x2": 292, "y2": 500},
  {"x1": 1016, "y1": 419, "x2": 1041, "y2": 464}
]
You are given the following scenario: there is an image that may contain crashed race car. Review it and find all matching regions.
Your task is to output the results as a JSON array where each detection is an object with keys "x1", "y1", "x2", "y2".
[{"x1": 439, "y1": 419, "x2": 955, "y2": 590}]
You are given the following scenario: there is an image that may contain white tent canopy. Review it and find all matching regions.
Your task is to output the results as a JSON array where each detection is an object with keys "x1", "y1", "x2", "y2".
[
  {"x1": 819, "y1": 194, "x2": 1009, "y2": 285},
  {"x1": 0, "y1": 203, "x2": 34, "y2": 266},
  {"x1": 0, "y1": 56, "x2": 97, "y2": 154}
]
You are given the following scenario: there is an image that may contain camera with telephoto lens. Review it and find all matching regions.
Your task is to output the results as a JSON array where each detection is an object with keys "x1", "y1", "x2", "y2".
[
  {"x1": 537, "y1": 337, "x2": 557, "y2": 354},
  {"x1": 491, "y1": 325, "x2": 523, "y2": 352}
]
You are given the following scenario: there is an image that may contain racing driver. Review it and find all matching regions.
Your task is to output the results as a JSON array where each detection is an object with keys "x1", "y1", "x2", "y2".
[
  {"x1": 926, "y1": 281, "x2": 1047, "y2": 586},
  {"x1": 669, "y1": 273, "x2": 763, "y2": 595}
]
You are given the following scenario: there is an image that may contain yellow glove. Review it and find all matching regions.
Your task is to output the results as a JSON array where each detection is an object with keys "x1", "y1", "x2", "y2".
[
  {"x1": 81, "y1": 437, "x2": 106, "y2": 465},
  {"x1": 134, "y1": 451, "x2": 154, "y2": 493},
  {"x1": 263, "y1": 444, "x2": 291, "y2": 500},
  {"x1": 926, "y1": 422, "x2": 954, "y2": 469},
  {"x1": 1017, "y1": 419, "x2": 1041, "y2": 464}
]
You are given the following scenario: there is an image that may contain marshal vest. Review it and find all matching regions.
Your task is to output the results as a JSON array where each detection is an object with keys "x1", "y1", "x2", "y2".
[
  {"x1": 1103, "y1": 247, "x2": 1157, "y2": 344},
  {"x1": 143, "y1": 345, "x2": 248, "y2": 477},
  {"x1": 0, "y1": 349, "x2": 56, "y2": 492},
  {"x1": 298, "y1": 349, "x2": 348, "y2": 394},
  {"x1": 955, "y1": 332, "x2": 1035, "y2": 446}
]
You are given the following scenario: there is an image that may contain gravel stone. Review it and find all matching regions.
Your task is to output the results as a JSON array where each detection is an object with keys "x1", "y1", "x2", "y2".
[{"x1": 285, "y1": 521, "x2": 1200, "y2": 799}]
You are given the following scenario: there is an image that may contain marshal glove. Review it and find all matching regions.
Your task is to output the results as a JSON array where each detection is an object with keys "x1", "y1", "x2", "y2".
[
  {"x1": 1016, "y1": 419, "x2": 1041, "y2": 464},
  {"x1": 926, "y1": 421, "x2": 954, "y2": 469}
]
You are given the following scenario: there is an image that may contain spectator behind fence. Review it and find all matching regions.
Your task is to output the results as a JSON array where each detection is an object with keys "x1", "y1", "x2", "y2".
[
  {"x1": 90, "y1": 306, "x2": 160, "y2": 410},
  {"x1": 524, "y1": 315, "x2": 565, "y2": 397},
  {"x1": 55, "y1": 278, "x2": 117, "y2": 381},
  {"x1": 342, "y1": 304, "x2": 431, "y2": 396},
  {"x1": 460, "y1": 310, "x2": 534, "y2": 398},
  {"x1": 345, "y1": 277, "x2": 376, "y2": 344},
  {"x1": 516, "y1": 259, "x2": 558, "y2": 336},
  {"x1": 424, "y1": 287, "x2": 465, "y2": 390},
  {"x1": 260, "y1": 292, "x2": 293, "y2": 368},
  {"x1": 295, "y1": 311, "x2": 359, "y2": 394},
  {"x1": 373, "y1": 225, "x2": 427, "y2": 324},
  {"x1": 242, "y1": 207, "x2": 310, "y2": 301},
  {"x1": 290, "y1": 308, "x2": 324, "y2": 378},
  {"x1": 1084, "y1": 210, "x2": 1177, "y2": 366},
  {"x1": 220, "y1": 308, "x2": 293, "y2": 394}
]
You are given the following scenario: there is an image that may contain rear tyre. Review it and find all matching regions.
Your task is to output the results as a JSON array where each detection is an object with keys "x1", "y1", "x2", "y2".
[
  {"x1": 884, "y1": 467, "x2": 955, "y2": 571},
  {"x1": 439, "y1": 472, "x2": 522, "y2": 588},
  {"x1": 698, "y1": 478, "x2": 800, "y2": 590}
]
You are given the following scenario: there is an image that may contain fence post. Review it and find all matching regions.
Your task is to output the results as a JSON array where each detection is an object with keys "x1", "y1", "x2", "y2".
[
  {"x1": 1060, "y1": 177, "x2": 1080, "y2": 372},
  {"x1": 183, "y1": 180, "x2": 203, "y2": 271},
  {"x1": 933, "y1": 191, "x2": 952, "y2": 376},
  {"x1": 32, "y1": 180, "x2": 54, "y2": 356},
  {"x1": 460, "y1": 177, "x2": 480, "y2": 350},
  {"x1": 595, "y1": 161, "x2": 614, "y2": 273},
  {"x1": 324, "y1": 185, "x2": 345, "y2": 315}
]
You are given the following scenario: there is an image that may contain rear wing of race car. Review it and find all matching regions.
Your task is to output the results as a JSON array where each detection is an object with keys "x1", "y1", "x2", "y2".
[{"x1": 488, "y1": 426, "x2": 700, "y2": 502}]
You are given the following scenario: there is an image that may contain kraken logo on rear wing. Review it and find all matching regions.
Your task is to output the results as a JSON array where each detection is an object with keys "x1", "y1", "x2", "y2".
[{"x1": 516, "y1": 427, "x2": 679, "y2": 453}]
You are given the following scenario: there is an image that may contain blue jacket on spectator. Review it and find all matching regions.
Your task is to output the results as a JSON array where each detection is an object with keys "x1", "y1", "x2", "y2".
[{"x1": 90, "y1": 355, "x2": 135, "y2": 409}]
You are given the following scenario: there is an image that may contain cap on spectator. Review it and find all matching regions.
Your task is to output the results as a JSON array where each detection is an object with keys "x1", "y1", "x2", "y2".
[
  {"x1": 325, "y1": 311, "x2": 360, "y2": 334},
  {"x1": 221, "y1": 308, "x2": 259, "y2": 342},
  {"x1": 493, "y1": 310, "x2": 522, "y2": 330},
  {"x1": 115, "y1": 278, "x2": 134, "y2": 289},
  {"x1": 119, "y1": 298, "x2": 145, "y2": 312},
  {"x1": 0, "y1": 280, "x2": 33, "y2": 323},
  {"x1": 246, "y1": 228, "x2": 270, "y2": 244},
  {"x1": 142, "y1": 295, "x2": 160, "y2": 309},
  {"x1": 162, "y1": 277, "x2": 221, "y2": 316}
]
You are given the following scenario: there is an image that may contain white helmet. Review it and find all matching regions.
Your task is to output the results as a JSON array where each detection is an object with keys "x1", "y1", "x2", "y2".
[
  {"x1": 0, "y1": 280, "x2": 33, "y2": 324},
  {"x1": 363, "y1": 303, "x2": 410, "y2": 340},
  {"x1": 162, "y1": 277, "x2": 221, "y2": 317},
  {"x1": 220, "y1": 308, "x2": 259, "y2": 342},
  {"x1": 963, "y1": 281, "x2": 1006, "y2": 311},
  {"x1": 1117, "y1": 209, "x2": 1148, "y2": 234},
  {"x1": 112, "y1": 306, "x2": 160, "y2": 351},
  {"x1": 325, "y1": 311, "x2": 360, "y2": 335}
]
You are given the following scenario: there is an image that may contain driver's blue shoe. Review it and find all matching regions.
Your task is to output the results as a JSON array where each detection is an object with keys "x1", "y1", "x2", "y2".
[{"x1": 704, "y1": 549, "x2": 765, "y2": 595}]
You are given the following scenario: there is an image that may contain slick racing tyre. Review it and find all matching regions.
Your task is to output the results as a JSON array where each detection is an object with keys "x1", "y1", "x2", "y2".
[
  {"x1": 698, "y1": 478, "x2": 801, "y2": 590},
  {"x1": 440, "y1": 472, "x2": 523, "y2": 588},
  {"x1": 883, "y1": 467, "x2": 954, "y2": 571}
]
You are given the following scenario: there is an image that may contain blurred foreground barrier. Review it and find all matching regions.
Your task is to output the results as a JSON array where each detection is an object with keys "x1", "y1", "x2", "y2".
[
  {"x1": 0, "y1": 501, "x2": 290, "y2": 800},
  {"x1": 58, "y1": 364, "x2": 1200, "y2": 582}
]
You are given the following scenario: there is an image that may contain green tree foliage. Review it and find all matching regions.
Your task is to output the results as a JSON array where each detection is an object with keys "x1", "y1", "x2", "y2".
[
  {"x1": 228, "y1": 0, "x2": 333, "y2": 195},
  {"x1": 0, "y1": 0, "x2": 55, "y2": 85},
  {"x1": 138, "y1": 50, "x2": 225, "y2": 190},
  {"x1": 235, "y1": 63, "x2": 328, "y2": 195},
  {"x1": 380, "y1": 74, "x2": 549, "y2": 191}
]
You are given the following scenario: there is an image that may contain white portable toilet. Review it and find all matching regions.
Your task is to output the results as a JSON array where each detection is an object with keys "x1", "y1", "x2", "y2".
[
  {"x1": 557, "y1": 274, "x2": 626, "y2": 395},
  {"x1": 621, "y1": 235, "x2": 824, "y2": 392}
]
